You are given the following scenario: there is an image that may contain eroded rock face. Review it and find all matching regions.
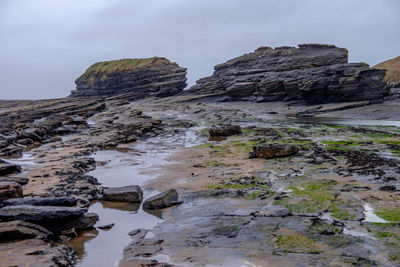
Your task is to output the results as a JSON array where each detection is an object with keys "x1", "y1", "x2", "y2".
[
  {"x1": 186, "y1": 44, "x2": 388, "y2": 104},
  {"x1": 249, "y1": 144, "x2": 299, "y2": 159},
  {"x1": 102, "y1": 185, "x2": 143, "y2": 203},
  {"x1": 70, "y1": 57, "x2": 187, "y2": 98}
]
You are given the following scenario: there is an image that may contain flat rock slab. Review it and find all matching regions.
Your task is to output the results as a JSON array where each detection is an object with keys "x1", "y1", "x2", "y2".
[
  {"x1": 102, "y1": 185, "x2": 143, "y2": 203},
  {"x1": 249, "y1": 144, "x2": 299, "y2": 159},
  {"x1": 0, "y1": 181, "x2": 23, "y2": 202},
  {"x1": 2, "y1": 196, "x2": 78, "y2": 207},
  {"x1": 0, "y1": 176, "x2": 29, "y2": 185},
  {"x1": 0, "y1": 205, "x2": 86, "y2": 223},
  {"x1": 143, "y1": 189, "x2": 180, "y2": 210},
  {"x1": 0, "y1": 220, "x2": 52, "y2": 242}
]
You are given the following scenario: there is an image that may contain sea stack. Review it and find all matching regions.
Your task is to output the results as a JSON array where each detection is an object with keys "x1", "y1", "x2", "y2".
[
  {"x1": 70, "y1": 57, "x2": 187, "y2": 98},
  {"x1": 186, "y1": 44, "x2": 389, "y2": 104}
]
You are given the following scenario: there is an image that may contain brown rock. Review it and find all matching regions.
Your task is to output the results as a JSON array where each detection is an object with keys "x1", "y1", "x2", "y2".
[
  {"x1": 102, "y1": 185, "x2": 143, "y2": 203},
  {"x1": 0, "y1": 182, "x2": 23, "y2": 202},
  {"x1": 209, "y1": 125, "x2": 242, "y2": 137},
  {"x1": 249, "y1": 144, "x2": 299, "y2": 159}
]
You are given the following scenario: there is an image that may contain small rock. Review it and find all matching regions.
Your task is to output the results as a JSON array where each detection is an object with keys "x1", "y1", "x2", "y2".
[
  {"x1": 142, "y1": 189, "x2": 181, "y2": 210},
  {"x1": 0, "y1": 182, "x2": 23, "y2": 202},
  {"x1": 0, "y1": 176, "x2": 29, "y2": 185},
  {"x1": 102, "y1": 185, "x2": 143, "y2": 203},
  {"x1": 249, "y1": 144, "x2": 299, "y2": 159},
  {"x1": 209, "y1": 125, "x2": 242, "y2": 137},
  {"x1": 98, "y1": 223, "x2": 115, "y2": 230}
]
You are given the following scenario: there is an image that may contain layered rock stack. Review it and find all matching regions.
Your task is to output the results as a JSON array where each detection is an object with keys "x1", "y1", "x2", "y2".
[
  {"x1": 186, "y1": 44, "x2": 389, "y2": 104},
  {"x1": 70, "y1": 57, "x2": 187, "y2": 98}
]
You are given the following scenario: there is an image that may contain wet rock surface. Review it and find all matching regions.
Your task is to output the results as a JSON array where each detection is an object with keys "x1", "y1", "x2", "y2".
[
  {"x1": 0, "y1": 85, "x2": 400, "y2": 266},
  {"x1": 102, "y1": 185, "x2": 143, "y2": 203},
  {"x1": 186, "y1": 44, "x2": 389, "y2": 104}
]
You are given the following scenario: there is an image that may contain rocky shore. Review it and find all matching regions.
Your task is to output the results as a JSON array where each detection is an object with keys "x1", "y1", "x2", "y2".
[{"x1": 0, "y1": 44, "x2": 399, "y2": 266}]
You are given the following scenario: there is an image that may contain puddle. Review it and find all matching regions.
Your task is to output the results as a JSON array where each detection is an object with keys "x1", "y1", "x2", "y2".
[
  {"x1": 363, "y1": 204, "x2": 389, "y2": 223},
  {"x1": 288, "y1": 117, "x2": 400, "y2": 127},
  {"x1": 69, "y1": 127, "x2": 206, "y2": 266}
]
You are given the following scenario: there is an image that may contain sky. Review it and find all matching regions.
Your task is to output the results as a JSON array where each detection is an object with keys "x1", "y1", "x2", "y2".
[{"x1": 0, "y1": 0, "x2": 399, "y2": 100}]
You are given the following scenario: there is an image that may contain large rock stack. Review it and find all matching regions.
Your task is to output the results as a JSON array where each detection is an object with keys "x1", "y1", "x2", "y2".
[
  {"x1": 70, "y1": 57, "x2": 187, "y2": 98},
  {"x1": 186, "y1": 44, "x2": 389, "y2": 104}
]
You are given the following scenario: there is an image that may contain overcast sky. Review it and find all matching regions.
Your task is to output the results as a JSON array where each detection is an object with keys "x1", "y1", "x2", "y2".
[{"x1": 0, "y1": 0, "x2": 399, "y2": 100}]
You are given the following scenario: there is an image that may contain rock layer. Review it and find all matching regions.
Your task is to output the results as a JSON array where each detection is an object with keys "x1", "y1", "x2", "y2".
[
  {"x1": 70, "y1": 57, "x2": 187, "y2": 98},
  {"x1": 186, "y1": 44, "x2": 388, "y2": 104}
]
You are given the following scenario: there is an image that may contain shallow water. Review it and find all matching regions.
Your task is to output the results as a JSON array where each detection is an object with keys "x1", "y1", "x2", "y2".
[
  {"x1": 70, "y1": 127, "x2": 206, "y2": 266},
  {"x1": 288, "y1": 116, "x2": 400, "y2": 127}
]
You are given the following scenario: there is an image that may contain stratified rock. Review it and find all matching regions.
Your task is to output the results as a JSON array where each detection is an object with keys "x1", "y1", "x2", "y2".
[
  {"x1": 2, "y1": 196, "x2": 77, "y2": 207},
  {"x1": 374, "y1": 56, "x2": 400, "y2": 83},
  {"x1": 142, "y1": 189, "x2": 181, "y2": 210},
  {"x1": 0, "y1": 182, "x2": 23, "y2": 202},
  {"x1": 0, "y1": 176, "x2": 29, "y2": 185},
  {"x1": 70, "y1": 57, "x2": 187, "y2": 98},
  {"x1": 0, "y1": 220, "x2": 52, "y2": 242},
  {"x1": 0, "y1": 160, "x2": 21, "y2": 176},
  {"x1": 0, "y1": 205, "x2": 86, "y2": 233},
  {"x1": 186, "y1": 44, "x2": 388, "y2": 104},
  {"x1": 249, "y1": 144, "x2": 299, "y2": 159},
  {"x1": 209, "y1": 125, "x2": 242, "y2": 137},
  {"x1": 102, "y1": 185, "x2": 143, "y2": 203}
]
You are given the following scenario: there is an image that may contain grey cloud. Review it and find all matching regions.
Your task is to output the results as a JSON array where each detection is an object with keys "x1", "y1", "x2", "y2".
[{"x1": 0, "y1": 0, "x2": 399, "y2": 99}]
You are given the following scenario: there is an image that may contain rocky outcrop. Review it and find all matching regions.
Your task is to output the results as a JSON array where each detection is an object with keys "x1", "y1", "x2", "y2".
[
  {"x1": 142, "y1": 189, "x2": 181, "y2": 210},
  {"x1": 249, "y1": 144, "x2": 299, "y2": 159},
  {"x1": 0, "y1": 220, "x2": 52, "y2": 242},
  {"x1": 374, "y1": 56, "x2": 400, "y2": 84},
  {"x1": 70, "y1": 57, "x2": 187, "y2": 98},
  {"x1": 102, "y1": 185, "x2": 143, "y2": 203},
  {"x1": 0, "y1": 160, "x2": 21, "y2": 176},
  {"x1": 186, "y1": 44, "x2": 389, "y2": 104},
  {"x1": 2, "y1": 196, "x2": 77, "y2": 207}
]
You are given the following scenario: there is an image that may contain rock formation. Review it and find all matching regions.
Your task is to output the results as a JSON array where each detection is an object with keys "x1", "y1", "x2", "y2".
[
  {"x1": 70, "y1": 57, "x2": 187, "y2": 98},
  {"x1": 374, "y1": 56, "x2": 400, "y2": 84},
  {"x1": 186, "y1": 44, "x2": 389, "y2": 104}
]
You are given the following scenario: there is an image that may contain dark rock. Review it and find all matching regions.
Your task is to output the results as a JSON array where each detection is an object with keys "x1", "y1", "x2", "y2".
[
  {"x1": 0, "y1": 220, "x2": 52, "y2": 242},
  {"x1": 209, "y1": 125, "x2": 242, "y2": 137},
  {"x1": 2, "y1": 196, "x2": 78, "y2": 207},
  {"x1": 71, "y1": 213, "x2": 99, "y2": 231},
  {"x1": 98, "y1": 223, "x2": 115, "y2": 230},
  {"x1": 378, "y1": 185, "x2": 398, "y2": 192},
  {"x1": 249, "y1": 144, "x2": 299, "y2": 159},
  {"x1": 0, "y1": 182, "x2": 23, "y2": 202},
  {"x1": 70, "y1": 57, "x2": 187, "y2": 99},
  {"x1": 0, "y1": 160, "x2": 21, "y2": 176},
  {"x1": 0, "y1": 176, "x2": 29, "y2": 185},
  {"x1": 0, "y1": 205, "x2": 86, "y2": 233},
  {"x1": 102, "y1": 185, "x2": 143, "y2": 203},
  {"x1": 142, "y1": 189, "x2": 181, "y2": 210},
  {"x1": 186, "y1": 44, "x2": 389, "y2": 104}
]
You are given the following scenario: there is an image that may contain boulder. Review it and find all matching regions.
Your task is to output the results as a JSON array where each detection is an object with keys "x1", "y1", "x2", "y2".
[
  {"x1": 0, "y1": 160, "x2": 21, "y2": 176},
  {"x1": 0, "y1": 182, "x2": 23, "y2": 202},
  {"x1": 102, "y1": 185, "x2": 143, "y2": 203},
  {"x1": 142, "y1": 189, "x2": 181, "y2": 210},
  {"x1": 2, "y1": 196, "x2": 77, "y2": 207},
  {"x1": 249, "y1": 144, "x2": 299, "y2": 159},
  {"x1": 208, "y1": 125, "x2": 242, "y2": 137},
  {"x1": 70, "y1": 57, "x2": 187, "y2": 99},
  {"x1": 186, "y1": 44, "x2": 389, "y2": 104},
  {"x1": 0, "y1": 220, "x2": 52, "y2": 242}
]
